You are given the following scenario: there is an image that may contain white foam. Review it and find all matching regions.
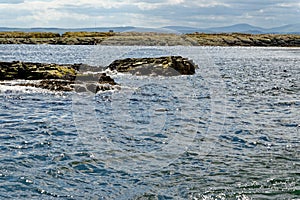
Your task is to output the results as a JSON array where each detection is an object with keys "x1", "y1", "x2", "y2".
[{"x1": 0, "y1": 80, "x2": 51, "y2": 94}]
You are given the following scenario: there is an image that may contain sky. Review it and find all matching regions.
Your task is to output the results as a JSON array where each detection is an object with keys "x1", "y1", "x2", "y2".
[{"x1": 0, "y1": 0, "x2": 299, "y2": 28}]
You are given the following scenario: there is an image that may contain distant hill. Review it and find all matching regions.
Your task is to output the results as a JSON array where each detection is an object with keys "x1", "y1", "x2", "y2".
[
  {"x1": 162, "y1": 26, "x2": 205, "y2": 33},
  {"x1": 164, "y1": 23, "x2": 300, "y2": 34},
  {"x1": 266, "y1": 23, "x2": 300, "y2": 34},
  {"x1": 205, "y1": 23, "x2": 266, "y2": 34},
  {"x1": 0, "y1": 23, "x2": 299, "y2": 34}
]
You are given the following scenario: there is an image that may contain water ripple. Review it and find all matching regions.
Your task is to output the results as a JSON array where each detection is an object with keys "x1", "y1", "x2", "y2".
[{"x1": 0, "y1": 46, "x2": 299, "y2": 199}]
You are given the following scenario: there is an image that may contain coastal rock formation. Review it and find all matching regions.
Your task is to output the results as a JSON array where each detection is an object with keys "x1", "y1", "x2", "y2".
[
  {"x1": 107, "y1": 56, "x2": 197, "y2": 76},
  {"x1": 0, "y1": 57, "x2": 197, "y2": 92},
  {"x1": 17, "y1": 79, "x2": 115, "y2": 93},
  {"x1": 0, "y1": 31, "x2": 113, "y2": 45},
  {"x1": 0, "y1": 61, "x2": 116, "y2": 92},
  {"x1": 0, "y1": 61, "x2": 76, "y2": 80},
  {"x1": 1, "y1": 31, "x2": 300, "y2": 46},
  {"x1": 19, "y1": 80, "x2": 74, "y2": 92},
  {"x1": 186, "y1": 33, "x2": 300, "y2": 47}
]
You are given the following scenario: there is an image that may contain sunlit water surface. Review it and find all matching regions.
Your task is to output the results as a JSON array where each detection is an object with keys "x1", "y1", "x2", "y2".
[{"x1": 0, "y1": 45, "x2": 299, "y2": 199}]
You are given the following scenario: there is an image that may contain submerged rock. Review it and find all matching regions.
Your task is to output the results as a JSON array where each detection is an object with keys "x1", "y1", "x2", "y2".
[{"x1": 107, "y1": 56, "x2": 197, "y2": 76}]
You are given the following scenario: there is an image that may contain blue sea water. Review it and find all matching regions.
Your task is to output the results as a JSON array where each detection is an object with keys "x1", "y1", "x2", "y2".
[{"x1": 0, "y1": 45, "x2": 299, "y2": 199}]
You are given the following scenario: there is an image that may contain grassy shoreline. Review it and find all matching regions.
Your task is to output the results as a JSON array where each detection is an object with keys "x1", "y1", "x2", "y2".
[{"x1": 0, "y1": 31, "x2": 299, "y2": 46}]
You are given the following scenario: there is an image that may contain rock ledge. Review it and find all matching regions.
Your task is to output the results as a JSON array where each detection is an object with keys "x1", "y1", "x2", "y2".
[
  {"x1": 107, "y1": 56, "x2": 197, "y2": 76},
  {"x1": 0, "y1": 56, "x2": 197, "y2": 92}
]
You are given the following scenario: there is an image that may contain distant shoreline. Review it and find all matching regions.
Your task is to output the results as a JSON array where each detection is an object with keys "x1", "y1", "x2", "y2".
[{"x1": 0, "y1": 31, "x2": 299, "y2": 46}]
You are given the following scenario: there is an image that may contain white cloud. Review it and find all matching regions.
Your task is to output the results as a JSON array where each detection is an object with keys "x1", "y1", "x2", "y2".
[
  {"x1": 0, "y1": 0, "x2": 299, "y2": 28},
  {"x1": 185, "y1": 0, "x2": 230, "y2": 8},
  {"x1": 130, "y1": 0, "x2": 185, "y2": 10},
  {"x1": 277, "y1": 2, "x2": 300, "y2": 8}
]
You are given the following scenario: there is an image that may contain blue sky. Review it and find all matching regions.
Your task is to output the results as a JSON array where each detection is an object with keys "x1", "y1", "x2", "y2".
[{"x1": 0, "y1": 0, "x2": 299, "y2": 28}]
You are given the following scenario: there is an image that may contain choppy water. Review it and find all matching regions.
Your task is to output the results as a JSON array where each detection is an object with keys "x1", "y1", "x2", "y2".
[{"x1": 0, "y1": 45, "x2": 299, "y2": 199}]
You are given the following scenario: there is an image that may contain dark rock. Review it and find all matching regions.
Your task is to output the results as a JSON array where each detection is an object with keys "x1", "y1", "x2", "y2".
[
  {"x1": 0, "y1": 61, "x2": 117, "y2": 92},
  {"x1": 19, "y1": 80, "x2": 73, "y2": 91},
  {"x1": 107, "y1": 56, "x2": 197, "y2": 76},
  {"x1": 75, "y1": 73, "x2": 116, "y2": 85},
  {"x1": 0, "y1": 61, "x2": 77, "y2": 80},
  {"x1": 86, "y1": 83, "x2": 98, "y2": 93},
  {"x1": 98, "y1": 73, "x2": 116, "y2": 85},
  {"x1": 72, "y1": 63, "x2": 105, "y2": 72},
  {"x1": 0, "y1": 56, "x2": 196, "y2": 92},
  {"x1": 74, "y1": 85, "x2": 87, "y2": 93}
]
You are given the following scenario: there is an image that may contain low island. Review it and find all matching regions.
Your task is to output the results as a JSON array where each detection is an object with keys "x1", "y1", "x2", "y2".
[{"x1": 0, "y1": 31, "x2": 299, "y2": 46}]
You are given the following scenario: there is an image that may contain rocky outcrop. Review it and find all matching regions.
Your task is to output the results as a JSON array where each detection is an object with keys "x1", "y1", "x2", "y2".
[
  {"x1": 18, "y1": 79, "x2": 115, "y2": 93},
  {"x1": 19, "y1": 80, "x2": 74, "y2": 92},
  {"x1": 186, "y1": 33, "x2": 300, "y2": 47},
  {"x1": 0, "y1": 61, "x2": 77, "y2": 80},
  {"x1": 0, "y1": 61, "x2": 116, "y2": 92},
  {"x1": 0, "y1": 57, "x2": 197, "y2": 92},
  {"x1": 107, "y1": 56, "x2": 197, "y2": 76}
]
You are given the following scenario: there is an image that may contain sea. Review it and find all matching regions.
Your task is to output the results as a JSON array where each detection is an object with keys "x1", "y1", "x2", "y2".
[{"x1": 0, "y1": 45, "x2": 299, "y2": 199}]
